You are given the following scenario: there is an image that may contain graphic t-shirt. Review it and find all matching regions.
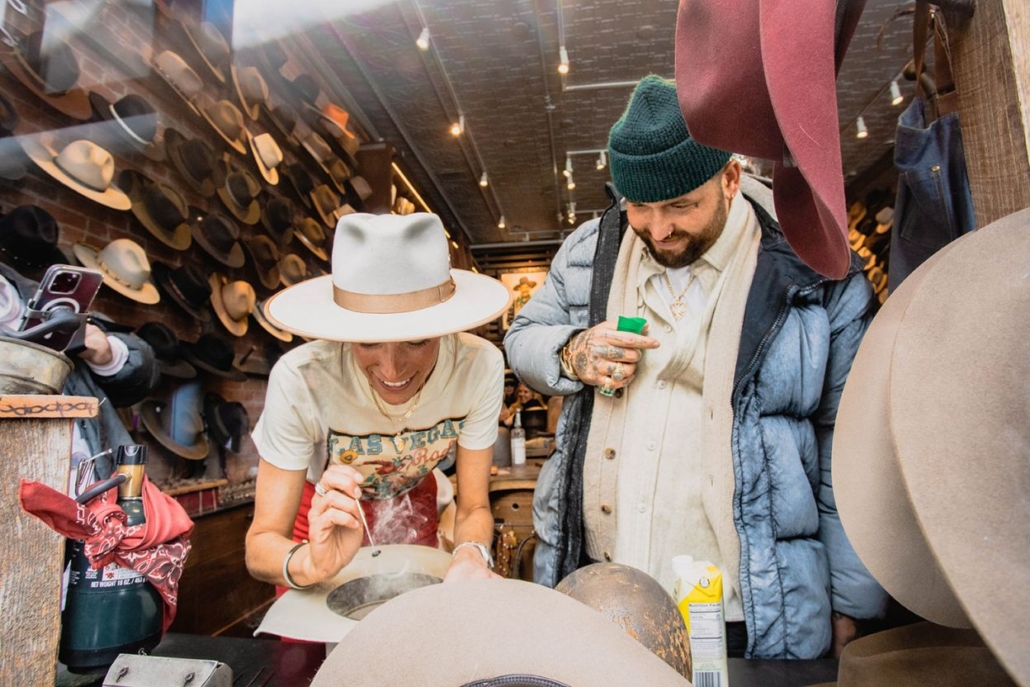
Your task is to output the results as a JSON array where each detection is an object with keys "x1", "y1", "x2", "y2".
[{"x1": 253, "y1": 333, "x2": 504, "y2": 500}]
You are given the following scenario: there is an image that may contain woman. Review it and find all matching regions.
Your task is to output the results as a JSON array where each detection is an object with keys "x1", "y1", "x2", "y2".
[
  {"x1": 501, "y1": 382, "x2": 546, "y2": 428},
  {"x1": 246, "y1": 213, "x2": 510, "y2": 589}
]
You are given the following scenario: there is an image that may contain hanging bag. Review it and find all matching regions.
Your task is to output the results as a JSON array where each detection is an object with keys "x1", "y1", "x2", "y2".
[{"x1": 888, "y1": 2, "x2": 977, "y2": 289}]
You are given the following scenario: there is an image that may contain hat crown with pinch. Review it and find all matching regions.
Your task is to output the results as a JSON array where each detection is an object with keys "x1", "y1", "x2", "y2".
[
  {"x1": 56, "y1": 139, "x2": 116, "y2": 191},
  {"x1": 97, "y1": 238, "x2": 152, "y2": 290}
]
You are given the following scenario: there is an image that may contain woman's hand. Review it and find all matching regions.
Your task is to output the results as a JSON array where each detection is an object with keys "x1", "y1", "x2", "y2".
[
  {"x1": 444, "y1": 544, "x2": 501, "y2": 582},
  {"x1": 302, "y1": 465, "x2": 367, "y2": 584}
]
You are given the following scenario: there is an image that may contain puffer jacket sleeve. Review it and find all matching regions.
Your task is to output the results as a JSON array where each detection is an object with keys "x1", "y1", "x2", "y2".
[
  {"x1": 503, "y1": 222, "x2": 598, "y2": 396},
  {"x1": 814, "y1": 271, "x2": 889, "y2": 620},
  {"x1": 87, "y1": 332, "x2": 160, "y2": 408}
]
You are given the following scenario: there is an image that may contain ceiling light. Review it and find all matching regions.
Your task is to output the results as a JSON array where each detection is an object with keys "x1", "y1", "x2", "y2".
[
  {"x1": 889, "y1": 79, "x2": 904, "y2": 106},
  {"x1": 856, "y1": 116, "x2": 869, "y2": 139},
  {"x1": 452, "y1": 115, "x2": 466, "y2": 136},
  {"x1": 451, "y1": 240, "x2": 459, "y2": 249},
  {"x1": 416, "y1": 27, "x2": 430, "y2": 50},
  {"x1": 566, "y1": 175, "x2": 576, "y2": 191},
  {"x1": 596, "y1": 151, "x2": 607, "y2": 170},
  {"x1": 563, "y1": 155, "x2": 573, "y2": 178},
  {"x1": 479, "y1": 172, "x2": 489, "y2": 187},
  {"x1": 497, "y1": 215, "x2": 506, "y2": 229},
  {"x1": 558, "y1": 45, "x2": 569, "y2": 75}
]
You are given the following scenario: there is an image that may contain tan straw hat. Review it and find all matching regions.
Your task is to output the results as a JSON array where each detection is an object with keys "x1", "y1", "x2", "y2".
[
  {"x1": 19, "y1": 135, "x2": 131, "y2": 210},
  {"x1": 73, "y1": 238, "x2": 160, "y2": 304},
  {"x1": 208, "y1": 273, "x2": 256, "y2": 337},
  {"x1": 265, "y1": 213, "x2": 509, "y2": 342}
]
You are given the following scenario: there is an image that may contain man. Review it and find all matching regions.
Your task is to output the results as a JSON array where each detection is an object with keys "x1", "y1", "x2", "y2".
[{"x1": 504, "y1": 75, "x2": 885, "y2": 660}]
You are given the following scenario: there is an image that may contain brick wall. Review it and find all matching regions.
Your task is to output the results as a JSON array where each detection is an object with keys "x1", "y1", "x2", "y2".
[{"x1": 0, "y1": 0, "x2": 351, "y2": 494}]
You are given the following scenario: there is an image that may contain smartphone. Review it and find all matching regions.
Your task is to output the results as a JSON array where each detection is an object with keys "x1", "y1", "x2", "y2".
[{"x1": 20, "y1": 265, "x2": 104, "y2": 351}]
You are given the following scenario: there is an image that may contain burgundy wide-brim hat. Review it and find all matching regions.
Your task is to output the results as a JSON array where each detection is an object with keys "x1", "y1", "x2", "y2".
[{"x1": 674, "y1": 0, "x2": 867, "y2": 279}]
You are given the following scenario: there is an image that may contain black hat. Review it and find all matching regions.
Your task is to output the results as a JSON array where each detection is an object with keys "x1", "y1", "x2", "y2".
[
  {"x1": 192, "y1": 213, "x2": 244, "y2": 268},
  {"x1": 244, "y1": 234, "x2": 282, "y2": 291},
  {"x1": 166, "y1": 128, "x2": 225, "y2": 198},
  {"x1": 283, "y1": 163, "x2": 314, "y2": 209},
  {"x1": 87, "y1": 91, "x2": 163, "y2": 161},
  {"x1": 260, "y1": 196, "x2": 296, "y2": 245},
  {"x1": 288, "y1": 73, "x2": 320, "y2": 104},
  {"x1": 264, "y1": 103, "x2": 298, "y2": 148},
  {"x1": 217, "y1": 170, "x2": 262, "y2": 225},
  {"x1": 151, "y1": 261, "x2": 212, "y2": 321},
  {"x1": 203, "y1": 392, "x2": 250, "y2": 453},
  {"x1": 183, "y1": 331, "x2": 246, "y2": 380},
  {"x1": 136, "y1": 321, "x2": 197, "y2": 379},
  {"x1": 0, "y1": 205, "x2": 70, "y2": 272}
]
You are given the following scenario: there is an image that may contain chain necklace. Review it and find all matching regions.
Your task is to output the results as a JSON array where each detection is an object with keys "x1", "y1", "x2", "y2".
[
  {"x1": 662, "y1": 271, "x2": 696, "y2": 321},
  {"x1": 370, "y1": 383, "x2": 425, "y2": 432}
]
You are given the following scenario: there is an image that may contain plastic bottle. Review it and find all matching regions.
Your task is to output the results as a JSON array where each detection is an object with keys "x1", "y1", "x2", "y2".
[
  {"x1": 60, "y1": 444, "x2": 163, "y2": 674},
  {"x1": 510, "y1": 410, "x2": 527, "y2": 466}
]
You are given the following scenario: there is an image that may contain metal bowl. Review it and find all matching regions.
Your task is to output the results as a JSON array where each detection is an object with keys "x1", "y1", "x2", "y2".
[
  {"x1": 0, "y1": 336, "x2": 73, "y2": 395},
  {"x1": 326, "y1": 572, "x2": 442, "y2": 620}
]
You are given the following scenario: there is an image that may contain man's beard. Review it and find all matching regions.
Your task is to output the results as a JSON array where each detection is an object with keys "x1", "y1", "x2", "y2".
[{"x1": 637, "y1": 198, "x2": 729, "y2": 268}]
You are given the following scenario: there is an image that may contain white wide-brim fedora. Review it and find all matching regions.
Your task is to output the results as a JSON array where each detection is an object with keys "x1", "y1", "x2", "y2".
[{"x1": 265, "y1": 213, "x2": 510, "y2": 342}]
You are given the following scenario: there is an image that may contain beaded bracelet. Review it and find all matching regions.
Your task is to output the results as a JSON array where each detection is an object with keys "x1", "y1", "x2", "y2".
[{"x1": 282, "y1": 541, "x2": 313, "y2": 590}]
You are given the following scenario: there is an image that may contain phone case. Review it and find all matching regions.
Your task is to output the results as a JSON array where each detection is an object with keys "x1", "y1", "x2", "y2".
[{"x1": 20, "y1": 265, "x2": 104, "y2": 351}]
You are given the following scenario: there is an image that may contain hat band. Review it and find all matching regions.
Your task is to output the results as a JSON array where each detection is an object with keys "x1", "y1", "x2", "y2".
[
  {"x1": 97, "y1": 256, "x2": 142, "y2": 290},
  {"x1": 54, "y1": 156, "x2": 111, "y2": 193},
  {"x1": 333, "y1": 278, "x2": 455, "y2": 314},
  {"x1": 109, "y1": 103, "x2": 150, "y2": 146}
]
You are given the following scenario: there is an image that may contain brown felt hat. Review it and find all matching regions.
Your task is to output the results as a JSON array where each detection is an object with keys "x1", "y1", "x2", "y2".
[
  {"x1": 811, "y1": 622, "x2": 1016, "y2": 687},
  {"x1": 198, "y1": 97, "x2": 249, "y2": 155},
  {"x1": 833, "y1": 207, "x2": 1030, "y2": 686},
  {"x1": 217, "y1": 170, "x2": 262, "y2": 225},
  {"x1": 311, "y1": 579, "x2": 690, "y2": 687},
  {"x1": 0, "y1": 30, "x2": 91, "y2": 120},
  {"x1": 231, "y1": 64, "x2": 268, "y2": 121}
]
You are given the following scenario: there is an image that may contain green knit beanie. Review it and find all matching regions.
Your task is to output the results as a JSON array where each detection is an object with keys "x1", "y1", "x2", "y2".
[{"x1": 608, "y1": 75, "x2": 731, "y2": 203}]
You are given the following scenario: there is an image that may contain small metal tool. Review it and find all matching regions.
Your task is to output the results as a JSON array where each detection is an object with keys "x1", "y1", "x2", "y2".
[{"x1": 354, "y1": 495, "x2": 380, "y2": 557}]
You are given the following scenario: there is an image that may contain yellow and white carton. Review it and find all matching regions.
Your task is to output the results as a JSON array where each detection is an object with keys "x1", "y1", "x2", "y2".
[{"x1": 673, "y1": 555, "x2": 729, "y2": 687}]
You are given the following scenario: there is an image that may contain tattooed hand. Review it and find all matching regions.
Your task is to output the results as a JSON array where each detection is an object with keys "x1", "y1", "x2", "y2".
[{"x1": 565, "y1": 320, "x2": 659, "y2": 392}]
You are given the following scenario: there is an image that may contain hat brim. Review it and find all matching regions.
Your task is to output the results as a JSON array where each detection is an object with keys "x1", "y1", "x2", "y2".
[
  {"x1": 259, "y1": 213, "x2": 294, "y2": 248},
  {"x1": 147, "y1": 52, "x2": 202, "y2": 118},
  {"x1": 191, "y1": 223, "x2": 245, "y2": 268},
  {"x1": 181, "y1": 347, "x2": 247, "y2": 381},
  {"x1": 889, "y1": 210, "x2": 1030, "y2": 685},
  {"x1": 72, "y1": 243, "x2": 161, "y2": 304},
  {"x1": 20, "y1": 136, "x2": 132, "y2": 211},
  {"x1": 252, "y1": 302, "x2": 293, "y2": 342},
  {"x1": 177, "y1": 21, "x2": 227, "y2": 84},
  {"x1": 139, "y1": 399, "x2": 210, "y2": 460},
  {"x1": 217, "y1": 185, "x2": 261, "y2": 225},
  {"x1": 256, "y1": 544, "x2": 453, "y2": 643},
  {"x1": 0, "y1": 48, "x2": 92, "y2": 121},
  {"x1": 294, "y1": 230, "x2": 328, "y2": 262},
  {"x1": 265, "y1": 269, "x2": 510, "y2": 343},
  {"x1": 231, "y1": 65, "x2": 262, "y2": 121},
  {"x1": 158, "y1": 358, "x2": 198, "y2": 379},
  {"x1": 198, "y1": 103, "x2": 248, "y2": 155},
  {"x1": 87, "y1": 91, "x2": 165, "y2": 161},
  {"x1": 209, "y1": 273, "x2": 251, "y2": 337}
]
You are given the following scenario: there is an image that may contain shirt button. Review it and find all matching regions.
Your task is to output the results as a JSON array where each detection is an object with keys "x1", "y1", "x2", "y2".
[
  {"x1": 646, "y1": 441, "x2": 656, "y2": 451},
  {"x1": 657, "y1": 380, "x2": 667, "y2": 390},
  {"x1": 601, "y1": 504, "x2": 612, "y2": 514},
  {"x1": 603, "y1": 551, "x2": 612, "y2": 561},
  {"x1": 664, "y1": 324, "x2": 673, "y2": 333},
  {"x1": 604, "y1": 448, "x2": 616, "y2": 460}
]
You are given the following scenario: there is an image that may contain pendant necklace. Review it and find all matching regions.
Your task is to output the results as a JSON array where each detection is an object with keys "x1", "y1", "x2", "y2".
[
  {"x1": 370, "y1": 384, "x2": 424, "y2": 436},
  {"x1": 662, "y1": 271, "x2": 696, "y2": 321}
]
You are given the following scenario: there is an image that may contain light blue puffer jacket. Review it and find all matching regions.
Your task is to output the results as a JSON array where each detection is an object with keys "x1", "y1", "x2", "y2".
[{"x1": 504, "y1": 188, "x2": 887, "y2": 659}]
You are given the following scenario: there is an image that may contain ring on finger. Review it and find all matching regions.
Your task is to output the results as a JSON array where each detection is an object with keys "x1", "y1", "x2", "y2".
[
  {"x1": 314, "y1": 482, "x2": 328, "y2": 498},
  {"x1": 599, "y1": 376, "x2": 616, "y2": 397},
  {"x1": 611, "y1": 362, "x2": 626, "y2": 382}
]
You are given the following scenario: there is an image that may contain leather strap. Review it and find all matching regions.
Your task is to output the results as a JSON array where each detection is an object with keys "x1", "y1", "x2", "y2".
[{"x1": 333, "y1": 278, "x2": 455, "y2": 314}]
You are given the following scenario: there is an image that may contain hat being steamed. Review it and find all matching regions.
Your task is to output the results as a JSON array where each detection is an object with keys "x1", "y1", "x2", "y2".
[
  {"x1": 265, "y1": 213, "x2": 509, "y2": 342},
  {"x1": 607, "y1": 75, "x2": 731, "y2": 203}
]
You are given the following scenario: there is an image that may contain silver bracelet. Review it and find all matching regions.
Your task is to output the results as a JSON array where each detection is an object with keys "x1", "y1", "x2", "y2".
[
  {"x1": 453, "y1": 540, "x2": 494, "y2": 569},
  {"x1": 282, "y1": 541, "x2": 313, "y2": 590}
]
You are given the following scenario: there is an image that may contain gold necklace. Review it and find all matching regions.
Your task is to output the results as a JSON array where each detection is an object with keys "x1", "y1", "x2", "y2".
[
  {"x1": 662, "y1": 271, "x2": 696, "y2": 321},
  {"x1": 370, "y1": 383, "x2": 424, "y2": 430}
]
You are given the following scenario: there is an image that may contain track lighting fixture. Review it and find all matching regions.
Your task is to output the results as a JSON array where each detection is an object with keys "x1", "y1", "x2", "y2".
[
  {"x1": 855, "y1": 116, "x2": 868, "y2": 139},
  {"x1": 416, "y1": 27, "x2": 430, "y2": 50},
  {"x1": 563, "y1": 156, "x2": 573, "y2": 178},
  {"x1": 450, "y1": 115, "x2": 465, "y2": 137},
  {"x1": 596, "y1": 151, "x2": 607, "y2": 170},
  {"x1": 497, "y1": 215, "x2": 506, "y2": 229},
  {"x1": 558, "y1": 45, "x2": 570, "y2": 75},
  {"x1": 566, "y1": 175, "x2": 576, "y2": 191},
  {"x1": 889, "y1": 79, "x2": 903, "y2": 106},
  {"x1": 479, "y1": 172, "x2": 489, "y2": 187}
]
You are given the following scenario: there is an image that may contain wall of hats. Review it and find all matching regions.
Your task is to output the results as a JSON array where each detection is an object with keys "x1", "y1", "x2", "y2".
[{"x1": 0, "y1": 1, "x2": 447, "y2": 519}]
